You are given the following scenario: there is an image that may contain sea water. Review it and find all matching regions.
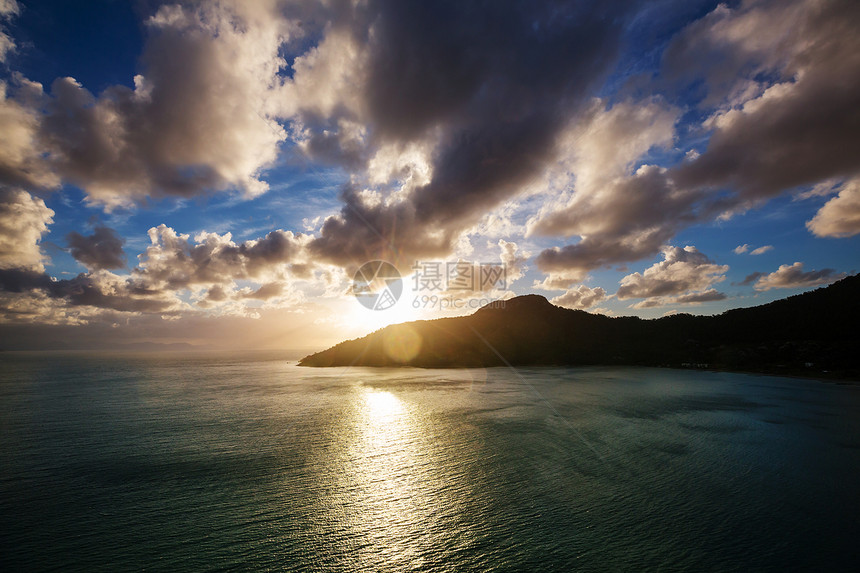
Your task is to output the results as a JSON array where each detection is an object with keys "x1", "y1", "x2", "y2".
[{"x1": 1, "y1": 351, "x2": 859, "y2": 571}]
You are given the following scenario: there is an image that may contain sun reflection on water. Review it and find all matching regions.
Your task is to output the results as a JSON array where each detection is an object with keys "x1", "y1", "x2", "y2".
[
  {"x1": 338, "y1": 387, "x2": 437, "y2": 569},
  {"x1": 364, "y1": 389, "x2": 403, "y2": 420}
]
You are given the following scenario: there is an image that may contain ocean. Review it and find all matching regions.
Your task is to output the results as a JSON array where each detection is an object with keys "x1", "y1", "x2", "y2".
[{"x1": 1, "y1": 351, "x2": 859, "y2": 571}]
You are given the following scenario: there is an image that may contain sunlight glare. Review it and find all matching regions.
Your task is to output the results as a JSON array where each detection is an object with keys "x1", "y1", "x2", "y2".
[
  {"x1": 382, "y1": 324, "x2": 422, "y2": 363},
  {"x1": 346, "y1": 296, "x2": 422, "y2": 333},
  {"x1": 364, "y1": 389, "x2": 403, "y2": 420}
]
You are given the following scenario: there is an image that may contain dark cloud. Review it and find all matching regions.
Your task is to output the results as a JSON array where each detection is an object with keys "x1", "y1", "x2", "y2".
[
  {"x1": 669, "y1": 0, "x2": 860, "y2": 201},
  {"x1": 308, "y1": 184, "x2": 462, "y2": 269},
  {"x1": 67, "y1": 226, "x2": 126, "y2": 270},
  {"x1": 309, "y1": 0, "x2": 641, "y2": 267},
  {"x1": 535, "y1": 168, "x2": 701, "y2": 275},
  {"x1": 736, "y1": 271, "x2": 765, "y2": 286},
  {"x1": 364, "y1": 0, "x2": 627, "y2": 144},
  {"x1": 239, "y1": 282, "x2": 284, "y2": 300},
  {"x1": 532, "y1": 0, "x2": 860, "y2": 279},
  {"x1": 0, "y1": 267, "x2": 172, "y2": 313}
]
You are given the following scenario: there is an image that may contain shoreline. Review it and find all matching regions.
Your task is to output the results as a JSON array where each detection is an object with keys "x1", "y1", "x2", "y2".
[{"x1": 298, "y1": 360, "x2": 860, "y2": 385}]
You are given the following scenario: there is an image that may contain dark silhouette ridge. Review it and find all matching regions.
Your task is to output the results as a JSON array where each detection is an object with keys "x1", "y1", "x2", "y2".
[{"x1": 299, "y1": 274, "x2": 860, "y2": 379}]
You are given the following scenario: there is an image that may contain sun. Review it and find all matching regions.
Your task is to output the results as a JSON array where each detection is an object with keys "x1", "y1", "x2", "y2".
[{"x1": 346, "y1": 295, "x2": 423, "y2": 333}]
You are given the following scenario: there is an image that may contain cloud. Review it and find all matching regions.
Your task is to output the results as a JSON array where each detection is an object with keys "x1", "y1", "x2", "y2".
[
  {"x1": 670, "y1": 0, "x2": 860, "y2": 203},
  {"x1": 533, "y1": 271, "x2": 590, "y2": 292},
  {"x1": 0, "y1": 78, "x2": 60, "y2": 190},
  {"x1": 525, "y1": 96, "x2": 693, "y2": 277},
  {"x1": 735, "y1": 244, "x2": 772, "y2": 256},
  {"x1": 398, "y1": 240, "x2": 525, "y2": 300},
  {"x1": 531, "y1": 0, "x2": 860, "y2": 279},
  {"x1": 617, "y1": 245, "x2": 727, "y2": 298},
  {"x1": 806, "y1": 178, "x2": 860, "y2": 238},
  {"x1": 238, "y1": 282, "x2": 285, "y2": 301},
  {"x1": 795, "y1": 179, "x2": 842, "y2": 201},
  {"x1": 2, "y1": 0, "x2": 858, "y2": 334},
  {"x1": 737, "y1": 271, "x2": 765, "y2": 286},
  {"x1": 550, "y1": 285, "x2": 607, "y2": 310},
  {"x1": 530, "y1": 97, "x2": 679, "y2": 235},
  {"x1": 673, "y1": 289, "x2": 727, "y2": 304},
  {"x1": 750, "y1": 245, "x2": 773, "y2": 255},
  {"x1": 534, "y1": 166, "x2": 701, "y2": 275},
  {"x1": 1, "y1": 222, "x2": 318, "y2": 321},
  {"x1": 1, "y1": 1, "x2": 295, "y2": 207},
  {"x1": 307, "y1": 186, "x2": 457, "y2": 270},
  {"x1": 135, "y1": 224, "x2": 310, "y2": 291},
  {"x1": 630, "y1": 288, "x2": 727, "y2": 309},
  {"x1": 753, "y1": 262, "x2": 846, "y2": 290},
  {"x1": 306, "y1": 0, "x2": 641, "y2": 268},
  {"x1": 0, "y1": 267, "x2": 176, "y2": 316},
  {"x1": 498, "y1": 240, "x2": 528, "y2": 284},
  {"x1": 0, "y1": 188, "x2": 54, "y2": 271},
  {"x1": 617, "y1": 245, "x2": 728, "y2": 307},
  {"x1": 0, "y1": 0, "x2": 18, "y2": 64},
  {"x1": 67, "y1": 226, "x2": 126, "y2": 270}
]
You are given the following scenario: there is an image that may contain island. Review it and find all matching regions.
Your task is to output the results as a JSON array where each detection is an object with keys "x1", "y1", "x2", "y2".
[{"x1": 299, "y1": 274, "x2": 860, "y2": 379}]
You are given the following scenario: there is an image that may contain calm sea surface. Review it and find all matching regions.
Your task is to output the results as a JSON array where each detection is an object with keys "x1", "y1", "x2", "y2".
[{"x1": 1, "y1": 351, "x2": 859, "y2": 571}]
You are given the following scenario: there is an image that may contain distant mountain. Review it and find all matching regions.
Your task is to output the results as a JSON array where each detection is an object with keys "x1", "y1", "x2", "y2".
[
  {"x1": 299, "y1": 274, "x2": 860, "y2": 378},
  {"x1": 111, "y1": 342, "x2": 210, "y2": 352}
]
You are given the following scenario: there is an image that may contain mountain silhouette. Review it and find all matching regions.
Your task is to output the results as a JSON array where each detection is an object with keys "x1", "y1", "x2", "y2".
[{"x1": 299, "y1": 275, "x2": 860, "y2": 378}]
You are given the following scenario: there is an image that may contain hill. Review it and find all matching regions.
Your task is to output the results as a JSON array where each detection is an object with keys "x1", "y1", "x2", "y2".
[{"x1": 299, "y1": 275, "x2": 860, "y2": 378}]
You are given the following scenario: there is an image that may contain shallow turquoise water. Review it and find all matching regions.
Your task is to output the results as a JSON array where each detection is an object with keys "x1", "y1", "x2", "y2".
[{"x1": 1, "y1": 351, "x2": 859, "y2": 571}]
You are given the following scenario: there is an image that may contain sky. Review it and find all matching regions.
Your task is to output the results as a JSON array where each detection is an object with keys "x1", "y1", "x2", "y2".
[{"x1": 0, "y1": 0, "x2": 858, "y2": 351}]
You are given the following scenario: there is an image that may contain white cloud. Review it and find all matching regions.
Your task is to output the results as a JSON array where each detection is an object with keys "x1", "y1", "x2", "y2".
[
  {"x1": 806, "y1": 178, "x2": 860, "y2": 238},
  {"x1": 533, "y1": 271, "x2": 588, "y2": 292},
  {"x1": 136, "y1": 224, "x2": 311, "y2": 291},
  {"x1": 0, "y1": 79, "x2": 59, "y2": 190},
  {"x1": 0, "y1": 188, "x2": 54, "y2": 271},
  {"x1": 735, "y1": 243, "x2": 773, "y2": 255},
  {"x1": 4, "y1": 1, "x2": 296, "y2": 208},
  {"x1": 795, "y1": 178, "x2": 842, "y2": 201},
  {"x1": 550, "y1": 285, "x2": 607, "y2": 310},
  {"x1": 0, "y1": 0, "x2": 18, "y2": 64},
  {"x1": 0, "y1": 2, "x2": 17, "y2": 19},
  {"x1": 754, "y1": 262, "x2": 845, "y2": 290},
  {"x1": 617, "y1": 245, "x2": 728, "y2": 307},
  {"x1": 630, "y1": 288, "x2": 727, "y2": 309},
  {"x1": 498, "y1": 239, "x2": 528, "y2": 284},
  {"x1": 0, "y1": 221, "x2": 325, "y2": 323}
]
